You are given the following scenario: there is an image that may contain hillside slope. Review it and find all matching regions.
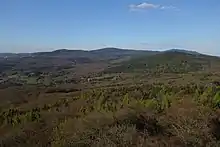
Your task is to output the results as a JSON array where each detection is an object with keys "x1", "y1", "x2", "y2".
[
  {"x1": 0, "y1": 48, "x2": 157, "y2": 73},
  {"x1": 105, "y1": 51, "x2": 220, "y2": 73}
]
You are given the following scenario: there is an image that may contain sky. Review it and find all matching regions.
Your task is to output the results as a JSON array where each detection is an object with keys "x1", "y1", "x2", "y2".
[{"x1": 0, "y1": 0, "x2": 220, "y2": 55}]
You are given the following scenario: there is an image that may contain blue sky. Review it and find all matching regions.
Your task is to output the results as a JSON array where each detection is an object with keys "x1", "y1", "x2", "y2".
[{"x1": 0, "y1": 0, "x2": 220, "y2": 55}]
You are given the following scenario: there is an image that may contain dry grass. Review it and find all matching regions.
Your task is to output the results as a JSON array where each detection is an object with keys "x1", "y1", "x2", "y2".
[{"x1": 1, "y1": 72, "x2": 220, "y2": 146}]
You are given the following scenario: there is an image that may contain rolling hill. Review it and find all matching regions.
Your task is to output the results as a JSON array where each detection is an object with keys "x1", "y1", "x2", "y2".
[
  {"x1": 0, "y1": 48, "x2": 157, "y2": 73},
  {"x1": 105, "y1": 51, "x2": 220, "y2": 73},
  {"x1": 0, "y1": 48, "x2": 156, "y2": 60},
  {"x1": 1, "y1": 48, "x2": 219, "y2": 75}
]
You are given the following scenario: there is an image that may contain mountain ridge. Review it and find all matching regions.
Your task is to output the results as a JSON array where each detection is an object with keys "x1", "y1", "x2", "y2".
[{"x1": 0, "y1": 48, "x2": 204, "y2": 58}]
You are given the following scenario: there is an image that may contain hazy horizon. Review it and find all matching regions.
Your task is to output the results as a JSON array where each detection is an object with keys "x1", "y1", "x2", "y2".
[{"x1": 1, "y1": 0, "x2": 219, "y2": 55}]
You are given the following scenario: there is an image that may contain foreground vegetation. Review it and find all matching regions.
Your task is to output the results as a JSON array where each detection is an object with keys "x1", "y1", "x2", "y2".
[{"x1": 1, "y1": 82, "x2": 220, "y2": 147}]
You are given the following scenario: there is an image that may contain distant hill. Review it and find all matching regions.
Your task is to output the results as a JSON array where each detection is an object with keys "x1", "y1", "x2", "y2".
[
  {"x1": 91, "y1": 47, "x2": 157, "y2": 55},
  {"x1": 33, "y1": 47, "x2": 157, "y2": 60},
  {"x1": 0, "y1": 48, "x2": 157, "y2": 73},
  {"x1": 105, "y1": 51, "x2": 220, "y2": 73},
  {"x1": 90, "y1": 48, "x2": 158, "y2": 60},
  {"x1": 33, "y1": 49, "x2": 90, "y2": 58},
  {"x1": 165, "y1": 49, "x2": 200, "y2": 55},
  {"x1": 0, "y1": 48, "x2": 201, "y2": 59},
  {"x1": 0, "y1": 48, "x2": 157, "y2": 62},
  {"x1": 1, "y1": 48, "x2": 220, "y2": 75}
]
